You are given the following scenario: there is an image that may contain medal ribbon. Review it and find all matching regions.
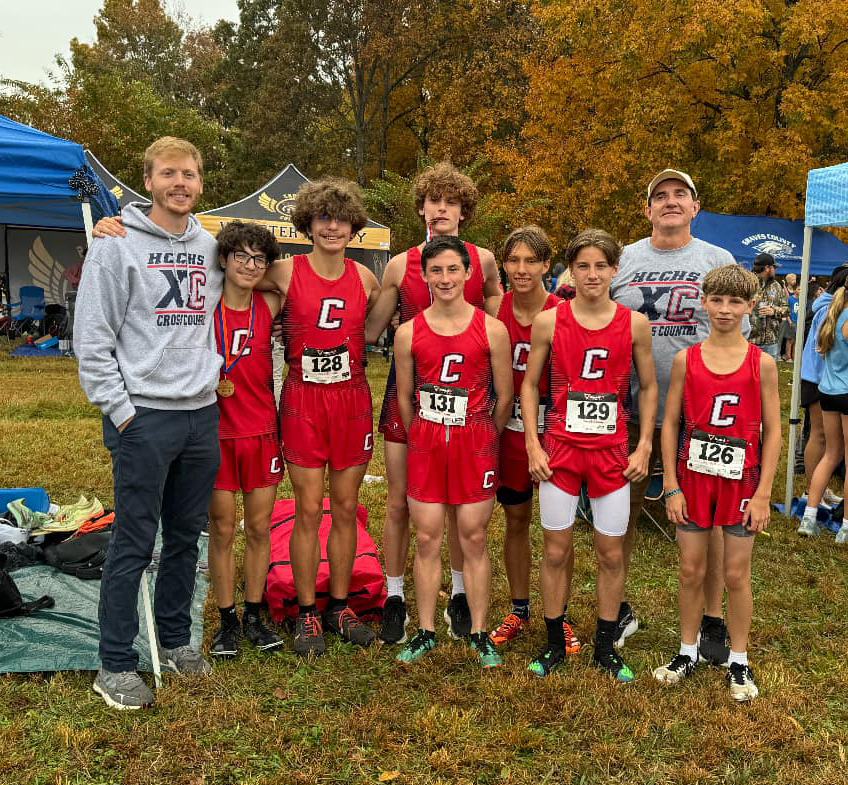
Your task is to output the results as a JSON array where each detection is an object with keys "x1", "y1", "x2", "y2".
[{"x1": 217, "y1": 294, "x2": 256, "y2": 376}]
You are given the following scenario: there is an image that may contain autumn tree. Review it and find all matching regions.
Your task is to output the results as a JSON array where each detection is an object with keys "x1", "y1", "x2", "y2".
[{"x1": 497, "y1": 0, "x2": 848, "y2": 248}]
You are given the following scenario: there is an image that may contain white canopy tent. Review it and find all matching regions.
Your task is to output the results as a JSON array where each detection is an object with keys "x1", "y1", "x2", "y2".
[{"x1": 784, "y1": 162, "x2": 848, "y2": 510}]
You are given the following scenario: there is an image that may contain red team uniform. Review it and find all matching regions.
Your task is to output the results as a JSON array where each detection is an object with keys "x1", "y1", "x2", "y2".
[
  {"x1": 406, "y1": 308, "x2": 499, "y2": 505},
  {"x1": 545, "y1": 301, "x2": 633, "y2": 498},
  {"x1": 279, "y1": 255, "x2": 373, "y2": 470},
  {"x1": 677, "y1": 343, "x2": 762, "y2": 529},
  {"x1": 497, "y1": 290, "x2": 560, "y2": 494},
  {"x1": 214, "y1": 295, "x2": 283, "y2": 492},
  {"x1": 379, "y1": 242, "x2": 486, "y2": 443}
]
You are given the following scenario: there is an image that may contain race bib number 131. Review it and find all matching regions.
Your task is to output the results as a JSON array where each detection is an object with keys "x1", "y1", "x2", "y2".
[{"x1": 419, "y1": 384, "x2": 468, "y2": 426}]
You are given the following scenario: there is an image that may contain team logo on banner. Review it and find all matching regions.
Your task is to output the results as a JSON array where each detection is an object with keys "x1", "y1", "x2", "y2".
[
  {"x1": 741, "y1": 234, "x2": 797, "y2": 259},
  {"x1": 258, "y1": 192, "x2": 297, "y2": 219}
]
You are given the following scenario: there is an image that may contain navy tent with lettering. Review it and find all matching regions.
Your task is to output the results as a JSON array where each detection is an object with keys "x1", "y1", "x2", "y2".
[{"x1": 691, "y1": 209, "x2": 848, "y2": 277}]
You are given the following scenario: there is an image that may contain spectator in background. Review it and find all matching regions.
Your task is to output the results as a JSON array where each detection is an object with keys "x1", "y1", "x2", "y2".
[
  {"x1": 749, "y1": 253, "x2": 788, "y2": 360},
  {"x1": 783, "y1": 277, "x2": 800, "y2": 361},
  {"x1": 548, "y1": 262, "x2": 565, "y2": 292},
  {"x1": 797, "y1": 264, "x2": 848, "y2": 536}
]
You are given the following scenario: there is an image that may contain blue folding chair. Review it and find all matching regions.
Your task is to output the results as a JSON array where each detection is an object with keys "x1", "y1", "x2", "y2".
[{"x1": 7, "y1": 286, "x2": 46, "y2": 339}]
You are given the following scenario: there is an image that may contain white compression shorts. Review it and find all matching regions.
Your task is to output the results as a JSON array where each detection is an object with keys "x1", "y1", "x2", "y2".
[{"x1": 538, "y1": 481, "x2": 630, "y2": 537}]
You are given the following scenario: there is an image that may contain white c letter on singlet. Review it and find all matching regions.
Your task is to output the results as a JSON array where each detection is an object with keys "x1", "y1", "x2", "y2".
[
  {"x1": 482, "y1": 470, "x2": 495, "y2": 489},
  {"x1": 513, "y1": 342, "x2": 530, "y2": 372},
  {"x1": 580, "y1": 348, "x2": 609, "y2": 380},
  {"x1": 710, "y1": 394, "x2": 740, "y2": 427},
  {"x1": 440, "y1": 354, "x2": 464, "y2": 383},
  {"x1": 317, "y1": 298, "x2": 345, "y2": 329}
]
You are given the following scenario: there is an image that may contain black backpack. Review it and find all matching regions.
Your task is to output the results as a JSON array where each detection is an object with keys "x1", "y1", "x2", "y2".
[
  {"x1": 0, "y1": 553, "x2": 54, "y2": 617},
  {"x1": 44, "y1": 529, "x2": 112, "y2": 580}
]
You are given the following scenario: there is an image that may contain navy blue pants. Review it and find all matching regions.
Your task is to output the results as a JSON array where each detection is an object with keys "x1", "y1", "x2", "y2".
[{"x1": 99, "y1": 405, "x2": 220, "y2": 672}]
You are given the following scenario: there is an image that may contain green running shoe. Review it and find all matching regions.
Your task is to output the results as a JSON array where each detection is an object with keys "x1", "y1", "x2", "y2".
[
  {"x1": 470, "y1": 631, "x2": 503, "y2": 669},
  {"x1": 527, "y1": 644, "x2": 566, "y2": 677},
  {"x1": 396, "y1": 629, "x2": 436, "y2": 663},
  {"x1": 593, "y1": 646, "x2": 634, "y2": 683}
]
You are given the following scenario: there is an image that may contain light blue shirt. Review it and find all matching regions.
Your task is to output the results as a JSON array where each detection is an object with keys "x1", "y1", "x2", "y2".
[{"x1": 819, "y1": 309, "x2": 848, "y2": 395}]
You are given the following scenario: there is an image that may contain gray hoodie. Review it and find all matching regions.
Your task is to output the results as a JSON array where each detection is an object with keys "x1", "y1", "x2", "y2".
[{"x1": 74, "y1": 202, "x2": 223, "y2": 427}]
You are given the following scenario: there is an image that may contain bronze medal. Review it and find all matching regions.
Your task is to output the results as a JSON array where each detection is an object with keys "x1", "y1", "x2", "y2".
[{"x1": 217, "y1": 378, "x2": 235, "y2": 397}]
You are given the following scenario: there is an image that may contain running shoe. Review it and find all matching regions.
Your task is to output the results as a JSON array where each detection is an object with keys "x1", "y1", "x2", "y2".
[
  {"x1": 323, "y1": 606, "x2": 377, "y2": 647},
  {"x1": 159, "y1": 644, "x2": 212, "y2": 675},
  {"x1": 470, "y1": 631, "x2": 503, "y2": 669},
  {"x1": 210, "y1": 624, "x2": 241, "y2": 658},
  {"x1": 563, "y1": 618, "x2": 582, "y2": 655},
  {"x1": 396, "y1": 629, "x2": 437, "y2": 663},
  {"x1": 797, "y1": 516, "x2": 819, "y2": 537},
  {"x1": 593, "y1": 647, "x2": 634, "y2": 683},
  {"x1": 527, "y1": 644, "x2": 566, "y2": 677},
  {"x1": 380, "y1": 595, "x2": 410, "y2": 644},
  {"x1": 699, "y1": 617, "x2": 730, "y2": 666},
  {"x1": 614, "y1": 602, "x2": 639, "y2": 648},
  {"x1": 653, "y1": 653, "x2": 698, "y2": 684},
  {"x1": 243, "y1": 615, "x2": 285, "y2": 651},
  {"x1": 293, "y1": 611, "x2": 326, "y2": 657},
  {"x1": 489, "y1": 612, "x2": 527, "y2": 646},
  {"x1": 823, "y1": 488, "x2": 843, "y2": 506},
  {"x1": 444, "y1": 593, "x2": 471, "y2": 639},
  {"x1": 93, "y1": 668, "x2": 154, "y2": 710},
  {"x1": 836, "y1": 523, "x2": 848, "y2": 544},
  {"x1": 726, "y1": 662, "x2": 759, "y2": 701}
]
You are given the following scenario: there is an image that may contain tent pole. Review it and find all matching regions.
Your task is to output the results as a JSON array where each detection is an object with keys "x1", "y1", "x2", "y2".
[
  {"x1": 81, "y1": 199, "x2": 94, "y2": 248},
  {"x1": 784, "y1": 225, "x2": 814, "y2": 512}
]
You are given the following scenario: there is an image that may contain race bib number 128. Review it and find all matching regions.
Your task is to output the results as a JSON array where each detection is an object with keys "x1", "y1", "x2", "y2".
[{"x1": 302, "y1": 345, "x2": 351, "y2": 383}]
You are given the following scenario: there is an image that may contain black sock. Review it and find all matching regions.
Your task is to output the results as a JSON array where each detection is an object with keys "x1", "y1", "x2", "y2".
[
  {"x1": 219, "y1": 605, "x2": 239, "y2": 629},
  {"x1": 701, "y1": 614, "x2": 723, "y2": 627},
  {"x1": 417, "y1": 628, "x2": 436, "y2": 641},
  {"x1": 562, "y1": 603, "x2": 569, "y2": 619},
  {"x1": 298, "y1": 603, "x2": 317, "y2": 616},
  {"x1": 595, "y1": 617, "x2": 618, "y2": 648},
  {"x1": 511, "y1": 598, "x2": 530, "y2": 619},
  {"x1": 243, "y1": 601, "x2": 262, "y2": 620},
  {"x1": 545, "y1": 615, "x2": 566, "y2": 649},
  {"x1": 327, "y1": 596, "x2": 348, "y2": 613}
]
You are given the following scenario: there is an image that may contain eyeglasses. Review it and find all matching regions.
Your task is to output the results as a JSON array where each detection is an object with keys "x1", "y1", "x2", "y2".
[{"x1": 232, "y1": 251, "x2": 269, "y2": 269}]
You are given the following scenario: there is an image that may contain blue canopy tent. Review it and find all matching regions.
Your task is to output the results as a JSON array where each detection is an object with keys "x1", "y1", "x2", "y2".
[
  {"x1": 785, "y1": 162, "x2": 848, "y2": 508},
  {"x1": 691, "y1": 209, "x2": 848, "y2": 277},
  {"x1": 0, "y1": 114, "x2": 118, "y2": 306}
]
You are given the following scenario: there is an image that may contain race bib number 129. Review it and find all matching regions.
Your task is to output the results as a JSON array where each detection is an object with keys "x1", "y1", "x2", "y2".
[{"x1": 565, "y1": 392, "x2": 617, "y2": 434}]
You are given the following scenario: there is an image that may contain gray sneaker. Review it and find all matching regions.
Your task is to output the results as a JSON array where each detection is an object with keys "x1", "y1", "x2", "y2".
[
  {"x1": 797, "y1": 516, "x2": 819, "y2": 537},
  {"x1": 93, "y1": 668, "x2": 154, "y2": 710},
  {"x1": 159, "y1": 644, "x2": 212, "y2": 675},
  {"x1": 836, "y1": 523, "x2": 848, "y2": 544}
]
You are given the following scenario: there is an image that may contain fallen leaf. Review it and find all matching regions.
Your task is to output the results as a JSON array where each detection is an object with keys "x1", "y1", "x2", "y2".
[
  {"x1": 273, "y1": 687, "x2": 286, "y2": 700},
  {"x1": 378, "y1": 772, "x2": 400, "y2": 782}
]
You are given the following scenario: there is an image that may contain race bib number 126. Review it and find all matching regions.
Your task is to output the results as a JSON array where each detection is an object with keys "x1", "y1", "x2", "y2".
[{"x1": 687, "y1": 429, "x2": 746, "y2": 480}]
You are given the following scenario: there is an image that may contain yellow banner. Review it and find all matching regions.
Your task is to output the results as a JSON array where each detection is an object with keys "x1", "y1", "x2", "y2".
[{"x1": 197, "y1": 215, "x2": 390, "y2": 251}]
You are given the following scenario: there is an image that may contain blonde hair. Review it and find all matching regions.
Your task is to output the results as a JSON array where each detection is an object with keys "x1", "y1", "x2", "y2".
[
  {"x1": 817, "y1": 286, "x2": 848, "y2": 354},
  {"x1": 143, "y1": 137, "x2": 203, "y2": 179},
  {"x1": 702, "y1": 264, "x2": 758, "y2": 299},
  {"x1": 413, "y1": 162, "x2": 479, "y2": 224}
]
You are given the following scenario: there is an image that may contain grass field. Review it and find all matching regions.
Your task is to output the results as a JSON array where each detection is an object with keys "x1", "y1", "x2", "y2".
[{"x1": 1, "y1": 342, "x2": 847, "y2": 785}]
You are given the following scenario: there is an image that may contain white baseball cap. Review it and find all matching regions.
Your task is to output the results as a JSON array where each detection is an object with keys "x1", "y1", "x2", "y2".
[{"x1": 647, "y1": 169, "x2": 697, "y2": 202}]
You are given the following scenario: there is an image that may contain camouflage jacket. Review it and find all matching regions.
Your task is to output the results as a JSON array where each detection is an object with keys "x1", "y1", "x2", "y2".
[{"x1": 749, "y1": 278, "x2": 789, "y2": 345}]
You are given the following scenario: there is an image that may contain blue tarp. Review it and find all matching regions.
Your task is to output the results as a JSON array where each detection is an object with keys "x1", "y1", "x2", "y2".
[
  {"x1": 806, "y1": 162, "x2": 848, "y2": 228},
  {"x1": 691, "y1": 209, "x2": 848, "y2": 277},
  {"x1": 0, "y1": 114, "x2": 118, "y2": 229}
]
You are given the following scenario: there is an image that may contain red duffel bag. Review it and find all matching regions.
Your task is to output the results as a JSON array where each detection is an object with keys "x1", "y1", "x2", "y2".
[{"x1": 265, "y1": 498, "x2": 386, "y2": 623}]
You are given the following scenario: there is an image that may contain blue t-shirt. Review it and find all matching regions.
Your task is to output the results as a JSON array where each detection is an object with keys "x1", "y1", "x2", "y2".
[
  {"x1": 788, "y1": 295, "x2": 799, "y2": 325},
  {"x1": 820, "y1": 309, "x2": 848, "y2": 396}
]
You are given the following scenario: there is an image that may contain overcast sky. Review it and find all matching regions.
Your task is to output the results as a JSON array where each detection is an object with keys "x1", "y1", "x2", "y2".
[{"x1": 0, "y1": 1, "x2": 241, "y2": 85}]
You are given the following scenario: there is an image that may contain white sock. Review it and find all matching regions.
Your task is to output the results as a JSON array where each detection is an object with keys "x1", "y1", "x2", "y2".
[
  {"x1": 679, "y1": 642, "x2": 698, "y2": 661},
  {"x1": 842, "y1": 519, "x2": 848, "y2": 531},
  {"x1": 450, "y1": 569, "x2": 465, "y2": 596},
  {"x1": 728, "y1": 650, "x2": 748, "y2": 667},
  {"x1": 386, "y1": 575, "x2": 404, "y2": 600}
]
